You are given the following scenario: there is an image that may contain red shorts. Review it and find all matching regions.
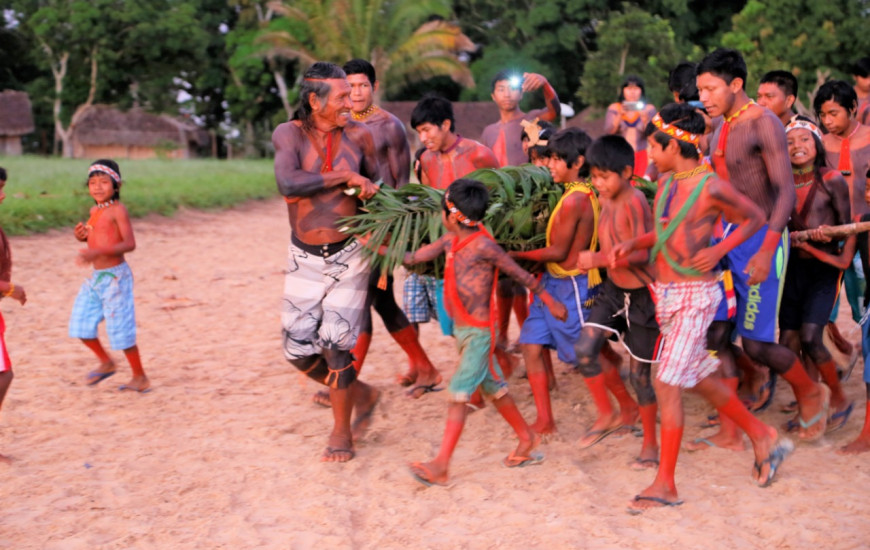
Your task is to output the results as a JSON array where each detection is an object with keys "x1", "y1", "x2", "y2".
[{"x1": 0, "y1": 312, "x2": 10, "y2": 373}]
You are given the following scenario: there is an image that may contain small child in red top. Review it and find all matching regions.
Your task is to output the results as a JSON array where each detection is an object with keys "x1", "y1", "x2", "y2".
[
  {"x1": 403, "y1": 178, "x2": 567, "y2": 486},
  {"x1": 69, "y1": 160, "x2": 149, "y2": 393},
  {"x1": 0, "y1": 167, "x2": 28, "y2": 462}
]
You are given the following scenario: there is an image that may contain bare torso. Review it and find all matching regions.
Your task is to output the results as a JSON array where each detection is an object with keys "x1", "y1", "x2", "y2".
[
  {"x1": 598, "y1": 189, "x2": 655, "y2": 288},
  {"x1": 360, "y1": 107, "x2": 410, "y2": 188},
  {"x1": 420, "y1": 138, "x2": 499, "y2": 190},
  {"x1": 790, "y1": 169, "x2": 852, "y2": 257},
  {"x1": 821, "y1": 124, "x2": 870, "y2": 219},
  {"x1": 710, "y1": 105, "x2": 795, "y2": 232},
  {"x1": 272, "y1": 120, "x2": 377, "y2": 244}
]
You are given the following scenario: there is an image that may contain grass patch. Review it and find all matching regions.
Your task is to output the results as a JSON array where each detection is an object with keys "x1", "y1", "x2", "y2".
[{"x1": 0, "y1": 157, "x2": 277, "y2": 235}]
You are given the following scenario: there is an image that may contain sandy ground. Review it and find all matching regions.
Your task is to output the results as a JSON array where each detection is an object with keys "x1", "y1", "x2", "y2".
[{"x1": 0, "y1": 197, "x2": 868, "y2": 549}]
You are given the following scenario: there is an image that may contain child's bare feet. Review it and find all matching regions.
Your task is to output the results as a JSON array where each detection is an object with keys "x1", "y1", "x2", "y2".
[
  {"x1": 85, "y1": 361, "x2": 116, "y2": 386},
  {"x1": 119, "y1": 375, "x2": 150, "y2": 393}
]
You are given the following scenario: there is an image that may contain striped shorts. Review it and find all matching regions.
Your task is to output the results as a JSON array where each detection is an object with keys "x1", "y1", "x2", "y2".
[{"x1": 653, "y1": 279, "x2": 721, "y2": 389}]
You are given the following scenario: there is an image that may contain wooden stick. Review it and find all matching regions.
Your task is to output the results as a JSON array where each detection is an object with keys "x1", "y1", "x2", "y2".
[{"x1": 790, "y1": 221, "x2": 870, "y2": 242}]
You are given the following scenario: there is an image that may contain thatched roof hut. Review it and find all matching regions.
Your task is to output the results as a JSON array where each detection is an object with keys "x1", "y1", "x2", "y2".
[
  {"x1": 70, "y1": 105, "x2": 208, "y2": 160},
  {"x1": 0, "y1": 90, "x2": 36, "y2": 156}
]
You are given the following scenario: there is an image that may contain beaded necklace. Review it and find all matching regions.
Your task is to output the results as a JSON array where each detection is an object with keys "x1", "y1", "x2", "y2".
[
  {"x1": 86, "y1": 199, "x2": 117, "y2": 230},
  {"x1": 351, "y1": 105, "x2": 378, "y2": 121}
]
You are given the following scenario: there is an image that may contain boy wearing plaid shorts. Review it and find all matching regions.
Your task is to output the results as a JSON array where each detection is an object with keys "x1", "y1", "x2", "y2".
[
  {"x1": 70, "y1": 160, "x2": 149, "y2": 393},
  {"x1": 615, "y1": 103, "x2": 791, "y2": 513}
]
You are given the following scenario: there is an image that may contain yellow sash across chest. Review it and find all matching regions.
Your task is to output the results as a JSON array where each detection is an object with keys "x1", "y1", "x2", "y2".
[{"x1": 546, "y1": 181, "x2": 602, "y2": 288}]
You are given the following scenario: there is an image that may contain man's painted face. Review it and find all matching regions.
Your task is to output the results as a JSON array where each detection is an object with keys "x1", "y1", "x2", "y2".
[
  {"x1": 786, "y1": 128, "x2": 817, "y2": 169},
  {"x1": 491, "y1": 80, "x2": 522, "y2": 112},
  {"x1": 347, "y1": 73, "x2": 374, "y2": 113},
  {"x1": 317, "y1": 79, "x2": 353, "y2": 128},
  {"x1": 757, "y1": 83, "x2": 792, "y2": 118},
  {"x1": 818, "y1": 99, "x2": 854, "y2": 136},
  {"x1": 415, "y1": 121, "x2": 451, "y2": 152},
  {"x1": 697, "y1": 72, "x2": 736, "y2": 119}
]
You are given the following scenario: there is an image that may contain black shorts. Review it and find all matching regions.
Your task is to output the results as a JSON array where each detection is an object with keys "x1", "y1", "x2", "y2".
[
  {"x1": 586, "y1": 279, "x2": 660, "y2": 361},
  {"x1": 779, "y1": 256, "x2": 842, "y2": 330}
]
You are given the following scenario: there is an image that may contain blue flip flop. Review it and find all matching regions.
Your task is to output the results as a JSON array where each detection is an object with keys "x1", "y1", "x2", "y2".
[
  {"x1": 754, "y1": 438, "x2": 795, "y2": 488},
  {"x1": 827, "y1": 402, "x2": 855, "y2": 433},
  {"x1": 86, "y1": 370, "x2": 115, "y2": 386},
  {"x1": 750, "y1": 372, "x2": 777, "y2": 413}
]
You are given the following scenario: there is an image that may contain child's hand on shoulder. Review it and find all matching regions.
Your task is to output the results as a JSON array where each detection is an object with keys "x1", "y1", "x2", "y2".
[{"x1": 74, "y1": 222, "x2": 90, "y2": 242}]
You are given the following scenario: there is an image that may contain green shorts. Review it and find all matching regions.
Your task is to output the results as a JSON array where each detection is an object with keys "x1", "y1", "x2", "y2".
[{"x1": 448, "y1": 325, "x2": 509, "y2": 402}]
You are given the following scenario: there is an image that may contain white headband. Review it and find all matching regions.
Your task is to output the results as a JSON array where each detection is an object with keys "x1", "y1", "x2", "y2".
[{"x1": 785, "y1": 119, "x2": 822, "y2": 140}]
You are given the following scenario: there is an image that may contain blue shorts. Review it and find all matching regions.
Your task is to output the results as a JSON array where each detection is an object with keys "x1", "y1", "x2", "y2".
[
  {"x1": 449, "y1": 325, "x2": 508, "y2": 402},
  {"x1": 69, "y1": 262, "x2": 137, "y2": 350},
  {"x1": 713, "y1": 224, "x2": 788, "y2": 343},
  {"x1": 518, "y1": 273, "x2": 592, "y2": 364}
]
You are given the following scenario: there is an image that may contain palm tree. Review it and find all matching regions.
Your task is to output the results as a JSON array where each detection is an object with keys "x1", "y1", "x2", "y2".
[{"x1": 259, "y1": 0, "x2": 476, "y2": 102}]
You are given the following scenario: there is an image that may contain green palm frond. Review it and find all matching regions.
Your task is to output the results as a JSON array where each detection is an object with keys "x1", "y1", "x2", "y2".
[
  {"x1": 262, "y1": 0, "x2": 475, "y2": 99},
  {"x1": 340, "y1": 165, "x2": 561, "y2": 276}
]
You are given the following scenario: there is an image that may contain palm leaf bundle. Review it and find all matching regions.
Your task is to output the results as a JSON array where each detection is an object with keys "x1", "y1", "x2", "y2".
[
  {"x1": 340, "y1": 164, "x2": 563, "y2": 277},
  {"x1": 340, "y1": 183, "x2": 447, "y2": 277}
]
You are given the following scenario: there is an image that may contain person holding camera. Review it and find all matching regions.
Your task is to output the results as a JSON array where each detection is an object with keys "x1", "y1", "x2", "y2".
[
  {"x1": 482, "y1": 70, "x2": 561, "y2": 168},
  {"x1": 605, "y1": 75, "x2": 657, "y2": 177}
]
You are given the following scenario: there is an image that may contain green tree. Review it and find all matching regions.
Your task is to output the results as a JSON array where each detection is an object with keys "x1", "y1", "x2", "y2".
[
  {"x1": 721, "y1": 0, "x2": 870, "y2": 113},
  {"x1": 258, "y1": 0, "x2": 475, "y2": 102},
  {"x1": 578, "y1": 3, "x2": 681, "y2": 109},
  {"x1": 455, "y1": 0, "x2": 610, "y2": 103},
  {"x1": 10, "y1": 0, "x2": 208, "y2": 157}
]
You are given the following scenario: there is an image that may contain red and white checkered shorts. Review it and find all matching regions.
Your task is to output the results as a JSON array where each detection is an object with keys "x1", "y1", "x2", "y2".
[{"x1": 652, "y1": 280, "x2": 721, "y2": 388}]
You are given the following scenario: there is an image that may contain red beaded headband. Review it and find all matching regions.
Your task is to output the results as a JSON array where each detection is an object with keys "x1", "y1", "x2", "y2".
[
  {"x1": 651, "y1": 113, "x2": 701, "y2": 154},
  {"x1": 445, "y1": 191, "x2": 480, "y2": 227}
]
